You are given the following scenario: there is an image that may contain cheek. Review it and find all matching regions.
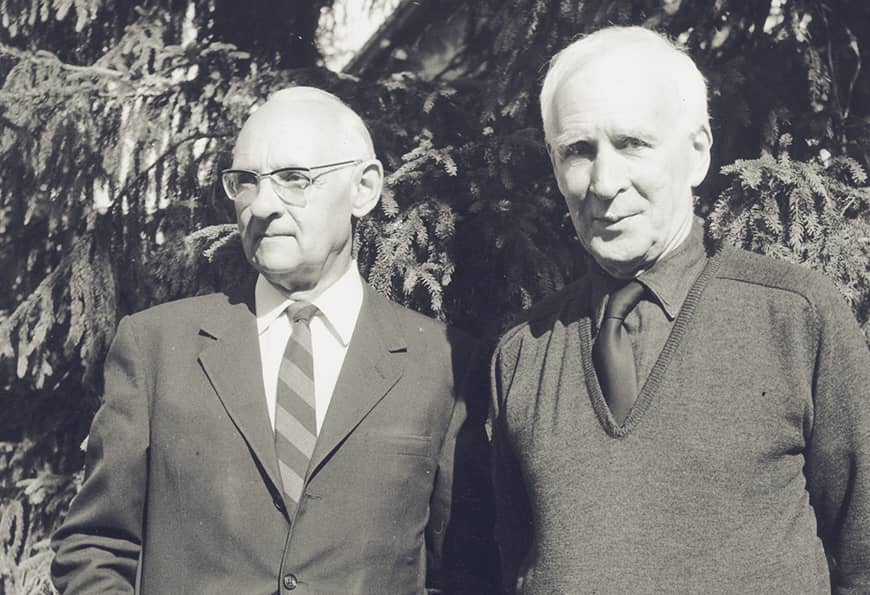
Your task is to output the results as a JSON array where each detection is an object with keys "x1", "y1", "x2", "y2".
[
  {"x1": 634, "y1": 146, "x2": 693, "y2": 196},
  {"x1": 626, "y1": 160, "x2": 667, "y2": 196},
  {"x1": 301, "y1": 208, "x2": 350, "y2": 252},
  {"x1": 234, "y1": 205, "x2": 247, "y2": 229},
  {"x1": 556, "y1": 165, "x2": 590, "y2": 198},
  {"x1": 234, "y1": 210, "x2": 254, "y2": 252}
]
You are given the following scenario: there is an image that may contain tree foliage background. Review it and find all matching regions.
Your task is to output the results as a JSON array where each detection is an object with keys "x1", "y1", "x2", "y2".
[{"x1": 0, "y1": 0, "x2": 867, "y2": 591}]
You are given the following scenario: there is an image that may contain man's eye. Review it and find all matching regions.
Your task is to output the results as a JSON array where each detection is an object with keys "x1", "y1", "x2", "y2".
[
  {"x1": 562, "y1": 141, "x2": 595, "y2": 159},
  {"x1": 615, "y1": 136, "x2": 651, "y2": 150},
  {"x1": 271, "y1": 169, "x2": 310, "y2": 189},
  {"x1": 235, "y1": 173, "x2": 258, "y2": 189}
]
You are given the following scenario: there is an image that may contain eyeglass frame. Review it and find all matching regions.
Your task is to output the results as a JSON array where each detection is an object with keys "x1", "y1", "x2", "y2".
[{"x1": 221, "y1": 159, "x2": 364, "y2": 207}]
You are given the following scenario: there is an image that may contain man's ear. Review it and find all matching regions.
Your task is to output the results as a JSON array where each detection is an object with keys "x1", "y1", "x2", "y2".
[
  {"x1": 352, "y1": 159, "x2": 383, "y2": 218},
  {"x1": 688, "y1": 124, "x2": 712, "y2": 188}
]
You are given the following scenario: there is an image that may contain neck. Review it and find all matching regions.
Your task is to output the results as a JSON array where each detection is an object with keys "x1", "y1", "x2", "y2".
[
  {"x1": 656, "y1": 211, "x2": 694, "y2": 265},
  {"x1": 597, "y1": 211, "x2": 695, "y2": 279},
  {"x1": 265, "y1": 249, "x2": 354, "y2": 302}
]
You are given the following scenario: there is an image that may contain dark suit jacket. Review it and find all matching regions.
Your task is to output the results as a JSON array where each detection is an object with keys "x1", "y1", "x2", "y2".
[{"x1": 51, "y1": 281, "x2": 499, "y2": 594}]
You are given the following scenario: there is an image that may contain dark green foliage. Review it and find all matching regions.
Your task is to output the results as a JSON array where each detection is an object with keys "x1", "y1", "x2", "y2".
[
  {"x1": 0, "y1": 1, "x2": 868, "y2": 591},
  {"x1": 709, "y1": 132, "x2": 870, "y2": 337}
]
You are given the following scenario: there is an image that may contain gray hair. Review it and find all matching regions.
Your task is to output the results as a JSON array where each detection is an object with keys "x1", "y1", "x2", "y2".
[{"x1": 539, "y1": 26, "x2": 710, "y2": 143}]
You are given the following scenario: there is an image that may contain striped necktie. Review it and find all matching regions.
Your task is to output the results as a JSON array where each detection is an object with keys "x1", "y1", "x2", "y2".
[
  {"x1": 275, "y1": 301, "x2": 318, "y2": 517},
  {"x1": 592, "y1": 280, "x2": 645, "y2": 425}
]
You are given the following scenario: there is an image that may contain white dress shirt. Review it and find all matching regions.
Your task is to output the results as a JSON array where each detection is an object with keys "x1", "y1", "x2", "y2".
[{"x1": 255, "y1": 262, "x2": 364, "y2": 432}]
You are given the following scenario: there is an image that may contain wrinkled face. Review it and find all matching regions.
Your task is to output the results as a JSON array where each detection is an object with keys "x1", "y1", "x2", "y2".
[
  {"x1": 548, "y1": 58, "x2": 710, "y2": 277},
  {"x1": 232, "y1": 100, "x2": 368, "y2": 293}
]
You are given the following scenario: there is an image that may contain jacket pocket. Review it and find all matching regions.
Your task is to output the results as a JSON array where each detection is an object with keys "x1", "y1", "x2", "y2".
[{"x1": 360, "y1": 433, "x2": 433, "y2": 458}]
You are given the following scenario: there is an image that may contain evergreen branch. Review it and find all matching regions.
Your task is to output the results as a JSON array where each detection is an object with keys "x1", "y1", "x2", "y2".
[
  {"x1": 820, "y1": 9, "x2": 840, "y2": 117},
  {"x1": 0, "y1": 235, "x2": 85, "y2": 374},
  {"x1": 0, "y1": 45, "x2": 125, "y2": 79},
  {"x1": 106, "y1": 132, "x2": 231, "y2": 215},
  {"x1": 842, "y1": 25, "x2": 861, "y2": 121}
]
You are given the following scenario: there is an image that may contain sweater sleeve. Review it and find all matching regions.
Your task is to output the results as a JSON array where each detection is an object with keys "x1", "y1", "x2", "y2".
[
  {"x1": 490, "y1": 334, "x2": 534, "y2": 595},
  {"x1": 803, "y1": 285, "x2": 870, "y2": 595}
]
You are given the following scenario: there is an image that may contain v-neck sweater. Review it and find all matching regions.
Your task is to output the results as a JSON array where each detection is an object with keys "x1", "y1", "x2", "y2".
[
  {"x1": 587, "y1": 221, "x2": 708, "y2": 395},
  {"x1": 491, "y1": 244, "x2": 870, "y2": 594}
]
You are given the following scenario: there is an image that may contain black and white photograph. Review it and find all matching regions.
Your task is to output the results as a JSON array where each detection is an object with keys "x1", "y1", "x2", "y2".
[{"x1": 1, "y1": 1, "x2": 868, "y2": 594}]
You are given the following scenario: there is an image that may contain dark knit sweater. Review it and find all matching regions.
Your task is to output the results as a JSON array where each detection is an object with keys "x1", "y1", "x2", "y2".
[{"x1": 491, "y1": 244, "x2": 870, "y2": 595}]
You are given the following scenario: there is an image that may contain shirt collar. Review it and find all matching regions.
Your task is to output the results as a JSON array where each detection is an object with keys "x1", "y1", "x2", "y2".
[
  {"x1": 255, "y1": 262, "x2": 364, "y2": 346},
  {"x1": 588, "y1": 217, "x2": 707, "y2": 325},
  {"x1": 637, "y1": 219, "x2": 707, "y2": 320}
]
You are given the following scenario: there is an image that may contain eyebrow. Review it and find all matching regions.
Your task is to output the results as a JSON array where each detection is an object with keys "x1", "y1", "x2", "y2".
[
  {"x1": 230, "y1": 157, "x2": 308, "y2": 171},
  {"x1": 552, "y1": 130, "x2": 592, "y2": 149},
  {"x1": 552, "y1": 126, "x2": 658, "y2": 149},
  {"x1": 613, "y1": 128, "x2": 658, "y2": 142}
]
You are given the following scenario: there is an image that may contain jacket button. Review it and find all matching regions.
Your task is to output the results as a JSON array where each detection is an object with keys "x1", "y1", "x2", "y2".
[{"x1": 283, "y1": 574, "x2": 298, "y2": 590}]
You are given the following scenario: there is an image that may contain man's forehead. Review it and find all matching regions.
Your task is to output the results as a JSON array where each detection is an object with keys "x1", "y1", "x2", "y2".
[
  {"x1": 244, "y1": 96, "x2": 343, "y2": 133},
  {"x1": 559, "y1": 49, "x2": 668, "y2": 93},
  {"x1": 551, "y1": 58, "x2": 679, "y2": 134},
  {"x1": 233, "y1": 97, "x2": 367, "y2": 164}
]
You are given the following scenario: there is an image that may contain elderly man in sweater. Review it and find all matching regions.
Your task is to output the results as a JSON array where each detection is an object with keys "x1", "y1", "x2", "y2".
[{"x1": 491, "y1": 26, "x2": 870, "y2": 594}]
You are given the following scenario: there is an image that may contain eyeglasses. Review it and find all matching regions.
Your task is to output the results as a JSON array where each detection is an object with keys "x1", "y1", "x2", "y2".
[{"x1": 221, "y1": 159, "x2": 363, "y2": 207}]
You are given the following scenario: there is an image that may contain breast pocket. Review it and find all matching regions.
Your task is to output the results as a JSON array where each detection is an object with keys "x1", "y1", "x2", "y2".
[{"x1": 362, "y1": 433, "x2": 434, "y2": 457}]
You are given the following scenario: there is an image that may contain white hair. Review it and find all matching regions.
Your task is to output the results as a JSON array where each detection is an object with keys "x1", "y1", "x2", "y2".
[
  {"x1": 267, "y1": 86, "x2": 376, "y2": 158},
  {"x1": 539, "y1": 26, "x2": 710, "y2": 143}
]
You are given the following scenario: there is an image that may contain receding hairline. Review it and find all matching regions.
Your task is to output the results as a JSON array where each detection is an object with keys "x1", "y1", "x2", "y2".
[
  {"x1": 248, "y1": 86, "x2": 376, "y2": 158},
  {"x1": 540, "y1": 26, "x2": 710, "y2": 141}
]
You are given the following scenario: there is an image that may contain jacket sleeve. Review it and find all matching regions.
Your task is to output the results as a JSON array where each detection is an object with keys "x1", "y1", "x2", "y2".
[
  {"x1": 489, "y1": 336, "x2": 533, "y2": 595},
  {"x1": 51, "y1": 316, "x2": 149, "y2": 594},
  {"x1": 803, "y1": 285, "x2": 870, "y2": 595},
  {"x1": 426, "y1": 341, "x2": 501, "y2": 595}
]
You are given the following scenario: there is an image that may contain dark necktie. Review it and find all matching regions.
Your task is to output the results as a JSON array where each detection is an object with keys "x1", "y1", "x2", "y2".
[
  {"x1": 275, "y1": 301, "x2": 319, "y2": 517},
  {"x1": 592, "y1": 280, "x2": 645, "y2": 425}
]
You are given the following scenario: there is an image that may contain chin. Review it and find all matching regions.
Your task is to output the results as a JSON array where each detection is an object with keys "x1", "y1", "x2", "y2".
[
  {"x1": 589, "y1": 244, "x2": 652, "y2": 277},
  {"x1": 253, "y1": 244, "x2": 300, "y2": 268},
  {"x1": 260, "y1": 268, "x2": 318, "y2": 292},
  {"x1": 254, "y1": 256, "x2": 302, "y2": 276},
  {"x1": 589, "y1": 239, "x2": 639, "y2": 261}
]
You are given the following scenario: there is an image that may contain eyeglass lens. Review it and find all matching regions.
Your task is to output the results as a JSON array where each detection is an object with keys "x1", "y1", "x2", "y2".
[{"x1": 222, "y1": 170, "x2": 310, "y2": 207}]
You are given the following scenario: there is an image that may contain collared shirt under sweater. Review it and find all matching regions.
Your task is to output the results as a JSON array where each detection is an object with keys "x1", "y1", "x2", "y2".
[{"x1": 490, "y1": 228, "x2": 870, "y2": 594}]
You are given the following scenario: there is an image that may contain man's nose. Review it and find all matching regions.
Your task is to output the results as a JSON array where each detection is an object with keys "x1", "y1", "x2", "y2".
[
  {"x1": 588, "y1": 146, "x2": 628, "y2": 201},
  {"x1": 247, "y1": 178, "x2": 287, "y2": 218}
]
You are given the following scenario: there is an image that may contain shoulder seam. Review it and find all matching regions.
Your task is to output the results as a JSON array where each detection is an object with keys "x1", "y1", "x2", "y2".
[{"x1": 714, "y1": 271, "x2": 817, "y2": 310}]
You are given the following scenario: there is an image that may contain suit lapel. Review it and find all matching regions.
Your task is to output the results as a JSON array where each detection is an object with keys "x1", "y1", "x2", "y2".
[
  {"x1": 308, "y1": 284, "x2": 406, "y2": 476},
  {"x1": 197, "y1": 288, "x2": 283, "y2": 494}
]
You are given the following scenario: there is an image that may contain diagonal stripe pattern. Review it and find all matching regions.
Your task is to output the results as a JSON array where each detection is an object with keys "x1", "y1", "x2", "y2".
[{"x1": 275, "y1": 301, "x2": 319, "y2": 517}]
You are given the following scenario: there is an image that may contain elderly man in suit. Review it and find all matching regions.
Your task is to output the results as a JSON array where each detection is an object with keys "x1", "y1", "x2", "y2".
[
  {"x1": 491, "y1": 26, "x2": 870, "y2": 594},
  {"x1": 51, "y1": 87, "x2": 498, "y2": 594}
]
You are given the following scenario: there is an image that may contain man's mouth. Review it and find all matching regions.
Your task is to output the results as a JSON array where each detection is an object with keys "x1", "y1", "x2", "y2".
[
  {"x1": 595, "y1": 212, "x2": 638, "y2": 224},
  {"x1": 259, "y1": 229, "x2": 296, "y2": 239}
]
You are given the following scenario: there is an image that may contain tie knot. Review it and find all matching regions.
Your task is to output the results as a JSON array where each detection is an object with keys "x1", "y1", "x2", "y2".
[
  {"x1": 603, "y1": 280, "x2": 645, "y2": 321},
  {"x1": 286, "y1": 301, "x2": 318, "y2": 323}
]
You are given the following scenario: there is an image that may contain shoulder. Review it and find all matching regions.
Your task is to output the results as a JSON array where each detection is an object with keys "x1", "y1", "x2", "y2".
[
  {"x1": 713, "y1": 247, "x2": 867, "y2": 351},
  {"x1": 120, "y1": 291, "x2": 245, "y2": 345},
  {"x1": 384, "y1": 297, "x2": 454, "y2": 335},
  {"x1": 495, "y1": 279, "x2": 585, "y2": 356},
  {"x1": 127, "y1": 291, "x2": 237, "y2": 325},
  {"x1": 367, "y1": 289, "x2": 476, "y2": 356},
  {"x1": 715, "y1": 247, "x2": 844, "y2": 309}
]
